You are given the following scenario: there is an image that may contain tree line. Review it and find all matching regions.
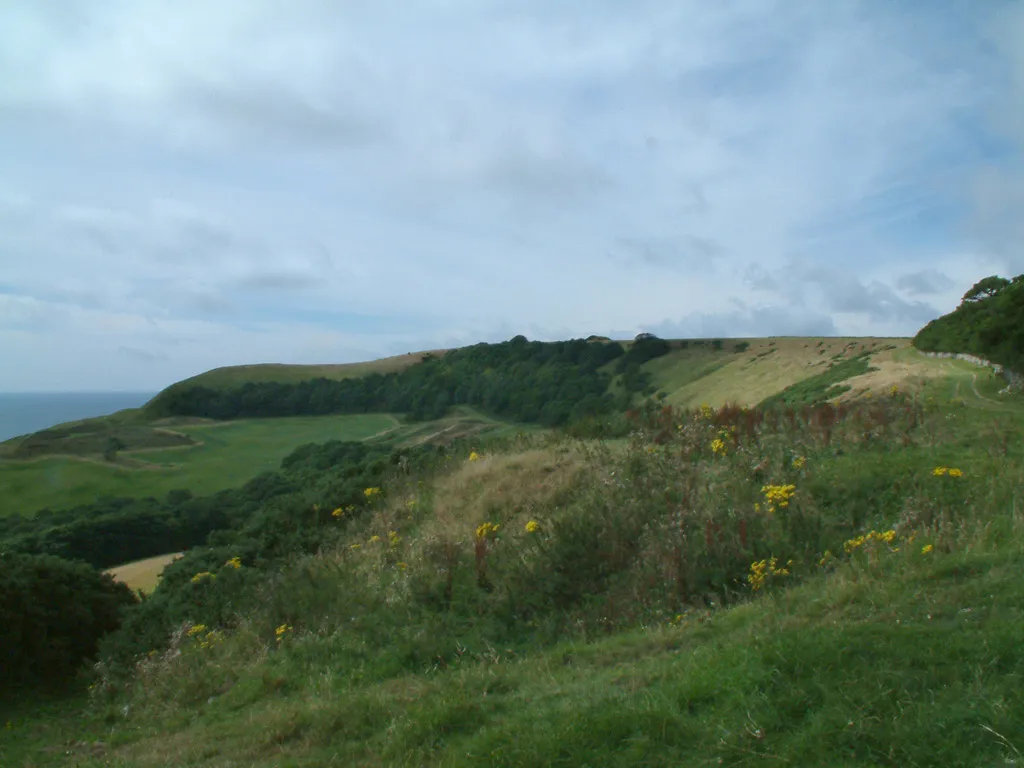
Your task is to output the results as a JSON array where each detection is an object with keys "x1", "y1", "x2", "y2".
[
  {"x1": 147, "y1": 336, "x2": 673, "y2": 426},
  {"x1": 913, "y1": 275, "x2": 1024, "y2": 373}
]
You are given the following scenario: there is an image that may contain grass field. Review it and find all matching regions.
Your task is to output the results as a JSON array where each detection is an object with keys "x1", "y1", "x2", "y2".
[
  {"x1": 0, "y1": 413, "x2": 399, "y2": 517},
  {"x1": 106, "y1": 553, "x2": 183, "y2": 594}
]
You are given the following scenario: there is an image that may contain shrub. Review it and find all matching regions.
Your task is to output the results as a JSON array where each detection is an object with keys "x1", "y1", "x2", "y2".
[{"x1": 0, "y1": 553, "x2": 137, "y2": 690}]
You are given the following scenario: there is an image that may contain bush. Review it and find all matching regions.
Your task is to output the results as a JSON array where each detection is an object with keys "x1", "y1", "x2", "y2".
[{"x1": 0, "y1": 553, "x2": 137, "y2": 690}]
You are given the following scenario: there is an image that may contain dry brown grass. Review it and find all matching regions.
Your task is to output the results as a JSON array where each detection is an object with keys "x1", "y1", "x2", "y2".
[
  {"x1": 660, "y1": 338, "x2": 912, "y2": 408},
  {"x1": 105, "y1": 552, "x2": 183, "y2": 593},
  {"x1": 837, "y1": 345, "x2": 952, "y2": 399},
  {"x1": 428, "y1": 447, "x2": 586, "y2": 536}
]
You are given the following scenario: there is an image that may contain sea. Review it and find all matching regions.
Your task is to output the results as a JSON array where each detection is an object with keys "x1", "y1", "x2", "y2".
[{"x1": 0, "y1": 392, "x2": 157, "y2": 442}]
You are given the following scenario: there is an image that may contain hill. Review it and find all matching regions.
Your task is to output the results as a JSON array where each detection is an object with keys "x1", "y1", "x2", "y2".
[
  {"x1": 152, "y1": 350, "x2": 449, "y2": 397},
  {"x1": 0, "y1": 335, "x2": 987, "y2": 521},
  {"x1": 4, "y1": 380, "x2": 1023, "y2": 766}
]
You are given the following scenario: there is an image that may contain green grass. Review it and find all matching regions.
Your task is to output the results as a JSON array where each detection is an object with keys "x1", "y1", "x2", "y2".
[
  {"x1": 6, "y1": 533, "x2": 1022, "y2": 766},
  {"x1": 0, "y1": 414, "x2": 398, "y2": 517}
]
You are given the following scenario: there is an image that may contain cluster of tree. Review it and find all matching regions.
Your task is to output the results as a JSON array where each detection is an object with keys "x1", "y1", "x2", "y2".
[
  {"x1": 147, "y1": 337, "x2": 656, "y2": 426},
  {"x1": 0, "y1": 552, "x2": 137, "y2": 689},
  {"x1": 913, "y1": 275, "x2": 1024, "y2": 372}
]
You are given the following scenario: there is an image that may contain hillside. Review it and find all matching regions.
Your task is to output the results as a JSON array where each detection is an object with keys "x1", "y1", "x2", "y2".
[
  {"x1": 4, "y1": 377, "x2": 1023, "y2": 766},
  {"x1": 0, "y1": 335, "x2": 987, "y2": 522},
  {"x1": 151, "y1": 350, "x2": 449, "y2": 398}
]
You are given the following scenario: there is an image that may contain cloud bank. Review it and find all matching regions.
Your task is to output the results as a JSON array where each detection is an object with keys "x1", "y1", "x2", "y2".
[{"x1": 0, "y1": 0, "x2": 1020, "y2": 390}]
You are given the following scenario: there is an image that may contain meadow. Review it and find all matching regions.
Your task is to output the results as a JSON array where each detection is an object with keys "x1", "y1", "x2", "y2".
[
  {"x1": 0, "y1": 413, "x2": 398, "y2": 517},
  {"x1": 4, "y1": 361, "x2": 1022, "y2": 767}
]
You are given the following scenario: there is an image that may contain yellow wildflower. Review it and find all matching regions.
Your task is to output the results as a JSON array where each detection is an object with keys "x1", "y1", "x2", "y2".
[
  {"x1": 792, "y1": 456, "x2": 806, "y2": 469},
  {"x1": 948, "y1": 468, "x2": 963, "y2": 478},
  {"x1": 932, "y1": 467, "x2": 948, "y2": 476},
  {"x1": 332, "y1": 507, "x2": 344, "y2": 518},
  {"x1": 388, "y1": 531, "x2": 401, "y2": 548},
  {"x1": 710, "y1": 438, "x2": 728, "y2": 456},
  {"x1": 476, "y1": 521, "x2": 500, "y2": 540},
  {"x1": 364, "y1": 487, "x2": 382, "y2": 499},
  {"x1": 224, "y1": 556, "x2": 242, "y2": 569},
  {"x1": 275, "y1": 624, "x2": 292, "y2": 643},
  {"x1": 747, "y1": 557, "x2": 791, "y2": 591},
  {"x1": 761, "y1": 484, "x2": 797, "y2": 513},
  {"x1": 187, "y1": 624, "x2": 208, "y2": 637},
  {"x1": 190, "y1": 571, "x2": 215, "y2": 584},
  {"x1": 921, "y1": 544, "x2": 934, "y2": 554},
  {"x1": 525, "y1": 520, "x2": 540, "y2": 534},
  {"x1": 468, "y1": 451, "x2": 481, "y2": 462},
  {"x1": 368, "y1": 535, "x2": 381, "y2": 544}
]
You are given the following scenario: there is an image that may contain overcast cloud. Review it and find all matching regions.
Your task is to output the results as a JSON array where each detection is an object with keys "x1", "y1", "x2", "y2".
[{"x1": 0, "y1": 0, "x2": 1021, "y2": 391}]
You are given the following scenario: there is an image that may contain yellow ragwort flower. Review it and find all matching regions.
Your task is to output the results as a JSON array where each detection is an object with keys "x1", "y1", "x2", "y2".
[
  {"x1": 224, "y1": 557, "x2": 242, "y2": 569},
  {"x1": 921, "y1": 544, "x2": 934, "y2": 554},
  {"x1": 476, "y1": 521, "x2": 500, "y2": 540},
  {"x1": 468, "y1": 451, "x2": 481, "y2": 462},
  {"x1": 525, "y1": 520, "x2": 540, "y2": 534}
]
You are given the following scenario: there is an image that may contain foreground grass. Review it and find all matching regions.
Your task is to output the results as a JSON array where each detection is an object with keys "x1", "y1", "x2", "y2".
[
  {"x1": 6, "y1": 538, "x2": 1022, "y2": 767},
  {"x1": 0, "y1": 414, "x2": 398, "y2": 517}
]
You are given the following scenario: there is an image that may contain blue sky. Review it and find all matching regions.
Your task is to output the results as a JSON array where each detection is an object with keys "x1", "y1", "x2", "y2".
[{"x1": 1, "y1": 0, "x2": 1022, "y2": 392}]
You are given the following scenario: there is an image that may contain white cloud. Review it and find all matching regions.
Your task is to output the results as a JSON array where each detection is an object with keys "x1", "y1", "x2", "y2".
[{"x1": 0, "y1": 0, "x2": 1018, "y2": 390}]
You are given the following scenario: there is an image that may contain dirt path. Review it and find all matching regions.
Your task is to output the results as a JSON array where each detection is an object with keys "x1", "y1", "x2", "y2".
[{"x1": 970, "y1": 372, "x2": 1001, "y2": 406}]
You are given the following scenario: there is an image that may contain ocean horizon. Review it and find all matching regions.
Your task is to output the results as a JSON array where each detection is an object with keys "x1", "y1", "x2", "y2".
[{"x1": 0, "y1": 392, "x2": 156, "y2": 442}]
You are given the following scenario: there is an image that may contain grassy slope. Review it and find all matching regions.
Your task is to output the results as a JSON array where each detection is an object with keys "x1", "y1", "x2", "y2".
[
  {"x1": 0, "y1": 414, "x2": 398, "y2": 517},
  {"x1": 40, "y1": 550, "x2": 1020, "y2": 767},
  {"x1": 645, "y1": 338, "x2": 908, "y2": 408},
  {"x1": 153, "y1": 350, "x2": 448, "y2": 395},
  {"x1": 0, "y1": 409, "x2": 519, "y2": 518}
]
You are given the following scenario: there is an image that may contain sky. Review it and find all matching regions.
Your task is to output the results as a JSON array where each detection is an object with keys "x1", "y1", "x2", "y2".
[{"x1": 1, "y1": 0, "x2": 1022, "y2": 392}]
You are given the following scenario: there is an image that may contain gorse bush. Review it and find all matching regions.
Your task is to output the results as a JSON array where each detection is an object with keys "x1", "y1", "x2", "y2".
[{"x1": 0, "y1": 553, "x2": 136, "y2": 690}]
